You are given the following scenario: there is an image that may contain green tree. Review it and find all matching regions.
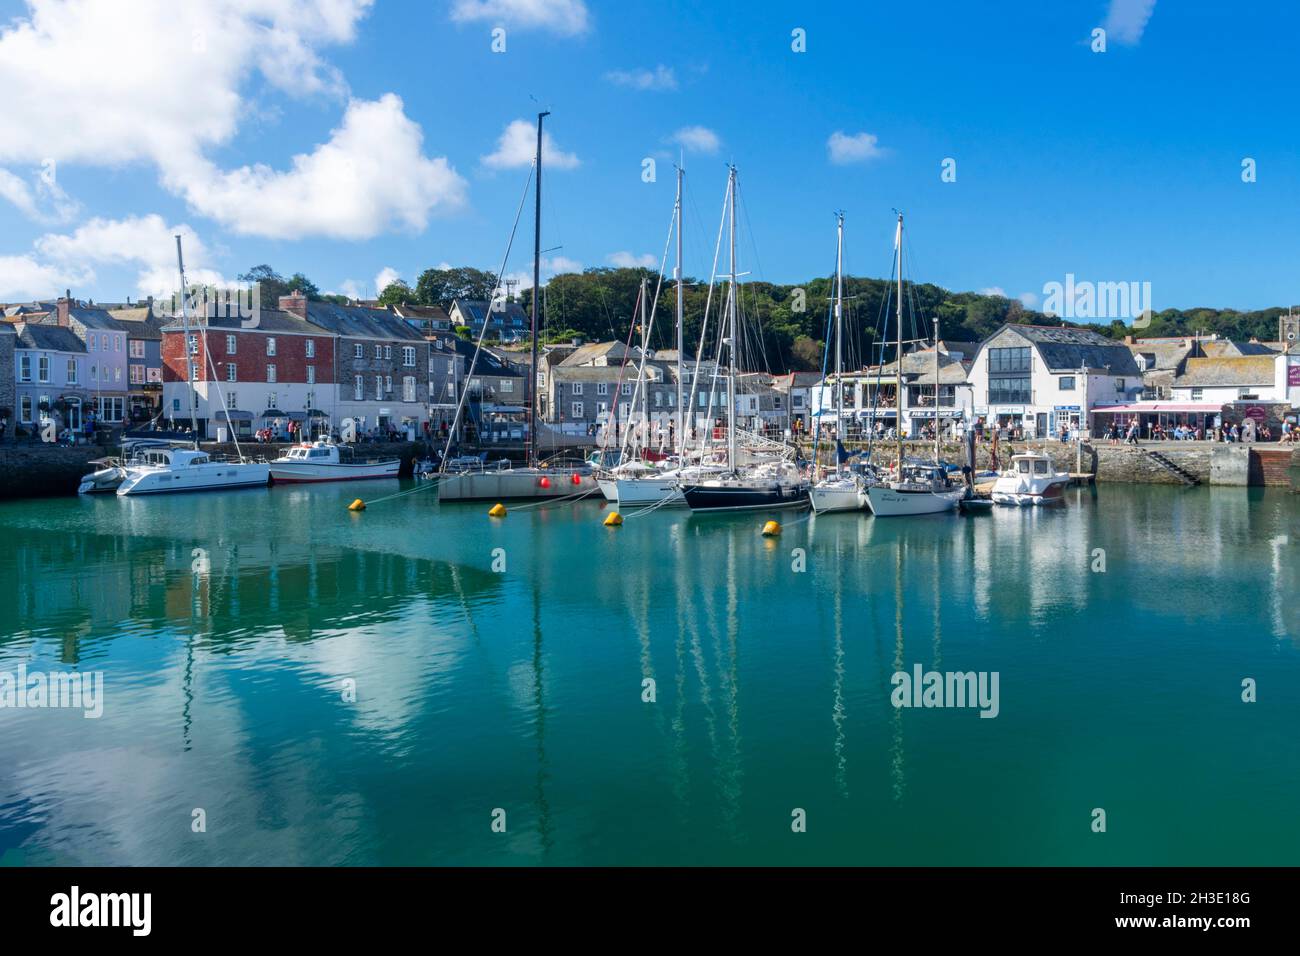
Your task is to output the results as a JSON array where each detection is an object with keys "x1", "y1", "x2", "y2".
[{"x1": 377, "y1": 280, "x2": 414, "y2": 307}]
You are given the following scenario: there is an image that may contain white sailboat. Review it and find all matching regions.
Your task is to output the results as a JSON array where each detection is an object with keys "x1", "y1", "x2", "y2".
[
  {"x1": 811, "y1": 213, "x2": 870, "y2": 514},
  {"x1": 865, "y1": 214, "x2": 963, "y2": 517},
  {"x1": 117, "y1": 237, "x2": 270, "y2": 496}
]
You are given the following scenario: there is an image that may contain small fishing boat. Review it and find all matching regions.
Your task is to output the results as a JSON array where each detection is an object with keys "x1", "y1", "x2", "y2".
[
  {"x1": 990, "y1": 451, "x2": 1070, "y2": 506},
  {"x1": 269, "y1": 441, "x2": 400, "y2": 483}
]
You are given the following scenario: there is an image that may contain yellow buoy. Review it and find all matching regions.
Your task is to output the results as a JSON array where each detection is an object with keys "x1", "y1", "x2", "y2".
[
  {"x1": 603, "y1": 511, "x2": 623, "y2": 526},
  {"x1": 761, "y1": 519, "x2": 781, "y2": 536},
  {"x1": 488, "y1": 503, "x2": 507, "y2": 517},
  {"x1": 348, "y1": 499, "x2": 366, "y2": 511}
]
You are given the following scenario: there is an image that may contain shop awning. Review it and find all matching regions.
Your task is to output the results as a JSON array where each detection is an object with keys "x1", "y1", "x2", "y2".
[
  {"x1": 216, "y1": 409, "x2": 254, "y2": 422},
  {"x1": 1092, "y1": 403, "x2": 1221, "y2": 413}
]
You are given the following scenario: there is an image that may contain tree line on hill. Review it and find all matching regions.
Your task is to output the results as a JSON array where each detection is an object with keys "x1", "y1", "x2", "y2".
[{"x1": 235, "y1": 263, "x2": 1291, "y2": 371}]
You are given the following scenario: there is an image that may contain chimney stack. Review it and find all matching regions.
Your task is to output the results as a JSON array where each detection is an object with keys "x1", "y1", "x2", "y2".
[
  {"x1": 278, "y1": 288, "x2": 308, "y2": 319},
  {"x1": 55, "y1": 291, "x2": 71, "y2": 327}
]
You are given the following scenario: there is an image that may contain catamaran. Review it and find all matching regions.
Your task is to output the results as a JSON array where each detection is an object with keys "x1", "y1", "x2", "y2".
[
  {"x1": 117, "y1": 237, "x2": 270, "y2": 496},
  {"x1": 864, "y1": 214, "x2": 963, "y2": 517},
  {"x1": 810, "y1": 213, "x2": 871, "y2": 514},
  {"x1": 680, "y1": 166, "x2": 809, "y2": 513}
]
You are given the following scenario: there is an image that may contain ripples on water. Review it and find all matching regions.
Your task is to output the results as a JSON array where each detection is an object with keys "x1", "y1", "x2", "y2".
[{"x1": 0, "y1": 482, "x2": 1297, "y2": 865}]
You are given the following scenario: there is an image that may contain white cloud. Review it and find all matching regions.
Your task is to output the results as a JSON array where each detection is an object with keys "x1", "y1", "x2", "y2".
[
  {"x1": 0, "y1": 254, "x2": 89, "y2": 300},
  {"x1": 1018, "y1": 292, "x2": 1040, "y2": 309},
  {"x1": 671, "y1": 126, "x2": 721, "y2": 155},
  {"x1": 605, "y1": 65, "x2": 676, "y2": 91},
  {"x1": 827, "y1": 130, "x2": 885, "y2": 165},
  {"x1": 337, "y1": 279, "x2": 364, "y2": 300},
  {"x1": 374, "y1": 266, "x2": 403, "y2": 293},
  {"x1": 607, "y1": 251, "x2": 657, "y2": 269},
  {"x1": 501, "y1": 255, "x2": 583, "y2": 292},
  {"x1": 0, "y1": 1, "x2": 464, "y2": 241},
  {"x1": 0, "y1": 166, "x2": 78, "y2": 224},
  {"x1": 450, "y1": 0, "x2": 590, "y2": 35},
  {"x1": 482, "y1": 119, "x2": 580, "y2": 170},
  {"x1": 23, "y1": 214, "x2": 226, "y2": 298},
  {"x1": 1103, "y1": 0, "x2": 1156, "y2": 45},
  {"x1": 168, "y1": 95, "x2": 467, "y2": 240},
  {"x1": 978, "y1": 287, "x2": 1007, "y2": 298}
]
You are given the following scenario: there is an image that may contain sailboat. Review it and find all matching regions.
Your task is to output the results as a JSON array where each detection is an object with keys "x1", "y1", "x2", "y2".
[
  {"x1": 438, "y1": 112, "x2": 601, "y2": 502},
  {"x1": 864, "y1": 214, "x2": 964, "y2": 517},
  {"x1": 680, "y1": 167, "x2": 809, "y2": 513},
  {"x1": 599, "y1": 167, "x2": 727, "y2": 507},
  {"x1": 810, "y1": 213, "x2": 870, "y2": 514},
  {"x1": 117, "y1": 237, "x2": 270, "y2": 496}
]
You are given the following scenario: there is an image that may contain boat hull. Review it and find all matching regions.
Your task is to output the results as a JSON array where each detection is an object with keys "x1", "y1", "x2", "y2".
[
  {"x1": 607, "y1": 476, "x2": 686, "y2": 507},
  {"x1": 681, "y1": 482, "x2": 809, "y2": 513},
  {"x1": 437, "y1": 469, "x2": 598, "y2": 502},
  {"x1": 117, "y1": 463, "x2": 271, "y2": 496},
  {"x1": 269, "y1": 461, "x2": 400, "y2": 483},
  {"x1": 78, "y1": 467, "x2": 125, "y2": 495},
  {"x1": 865, "y1": 484, "x2": 964, "y2": 516},
  {"x1": 809, "y1": 482, "x2": 868, "y2": 513}
]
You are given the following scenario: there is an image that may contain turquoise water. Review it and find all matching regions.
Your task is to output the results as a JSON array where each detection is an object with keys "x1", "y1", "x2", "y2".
[{"x1": 0, "y1": 481, "x2": 1297, "y2": 865}]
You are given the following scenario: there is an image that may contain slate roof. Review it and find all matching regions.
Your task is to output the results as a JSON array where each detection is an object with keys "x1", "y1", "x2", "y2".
[
  {"x1": 66, "y1": 306, "x2": 134, "y2": 332},
  {"x1": 453, "y1": 299, "x2": 529, "y2": 325},
  {"x1": 1174, "y1": 356, "x2": 1277, "y2": 387},
  {"x1": 991, "y1": 324, "x2": 1142, "y2": 375},
  {"x1": 14, "y1": 322, "x2": 86, "y2": 352},
  {"x1": 1128, "y1": 341, "x2": 1192, "y2": 372},
  {"x1": 160, "y1": 308, "x2": 322, "y2": 335},
  {"x1": 454, "y1": 339, "x2": 523, "y2": 377},
  {"x1": 305, "y1": 302, "x2": 425, "y2": 341},
  {"x1": 559, "y1": 340, "x2": 637, "y2": 367}
]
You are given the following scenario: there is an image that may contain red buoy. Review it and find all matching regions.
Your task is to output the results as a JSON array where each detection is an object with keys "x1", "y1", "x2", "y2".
[
  {"x1": 571, "y1": 473, "x2": 582, "y2": 485},
  {"x1": 539, "y1": 476, "x2": 551, "y2": 489}
]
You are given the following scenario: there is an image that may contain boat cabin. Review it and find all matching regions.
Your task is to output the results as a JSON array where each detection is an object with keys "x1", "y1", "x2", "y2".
[
  {"x1": 1008, "y1": 453, "x2": 1057, "y2": 478},
  {"x1": 133, "y1": 448, "x2": 210, "y2": 468}
]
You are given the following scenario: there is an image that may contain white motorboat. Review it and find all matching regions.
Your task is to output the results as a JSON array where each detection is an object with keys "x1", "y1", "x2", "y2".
[
  {"x1": 116, "y1": 447, "x2": 269, "y2": 496},
  {"x1": 270, "y1": 441, "x2": 400, "y2": 483},
  {"x1": 598, "y1": 459, "x2": 729, "y2": 507},
  {"x1": 990, "y1": 452, "x2": 1070, "y2": 506},
  {"x1": 866, "y1": 462, "x2": 965, "y2": 516}
]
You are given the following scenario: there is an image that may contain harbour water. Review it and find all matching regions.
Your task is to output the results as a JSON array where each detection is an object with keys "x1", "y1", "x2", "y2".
[{"x1": 0, "y1": 482, "x2": 1297, "y2": 866}]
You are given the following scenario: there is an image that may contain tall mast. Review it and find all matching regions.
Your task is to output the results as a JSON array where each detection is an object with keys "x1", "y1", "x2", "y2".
[
  {"x1": 726, "y1": 166, "x2": 738, "y2": 473},
  {"x1": 175, "y1": 235, "x2": 199, "y2": 448},
  {"x1": 528, "y1": 110, "x2": 549, "y2": 469},
  {"x1": 834, "y1": 211, "x2": 844, "y2": 475},
  {"x1": 933, "y1": 314, "x2": 941, "y2": 464},
  {"x1": 894, "y1": 213, "x2": 903, "y2": 474},
  {"x1": 640, "y1": 275, "x2": 649, "y2": 450},
  {"x1": 675, "y1": 165, "x2": 685, "y2": 454}
]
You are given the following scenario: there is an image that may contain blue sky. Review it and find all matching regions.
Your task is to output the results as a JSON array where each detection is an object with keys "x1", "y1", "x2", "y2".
[{"x1": 0, "y1": 0, "x2": 1295, "y2": 312}]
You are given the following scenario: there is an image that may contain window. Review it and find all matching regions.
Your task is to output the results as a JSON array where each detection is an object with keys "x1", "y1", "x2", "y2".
[
  {"x1": 130, "y1": 340, "x2": 145, "y2": 358},
  {"x1": 572, "y1": 382, "x2": 583, "y2": 396},
  {"x1": 381, "y1": 345, "x2": 390, "y2": 360},
  {"x1": 88, "y1": 336, "x2": 95, "y2": 351},
  {"x1": 597, "y1": 401, "x2": 608, "y2": 416},
  {"x1": 306, "y1": 339, "x2": 315, "y2": 358},
  {"x1": 18, "y1": 355, "x2": 31, "y2": 382},
  {"x1": 571, "y1": 401, "x2": 584, "y2": 417},
  {"x1": 1059, "y1": 376, "x2": 1075, "y2": 390},
  {"x1": 500, "y1": 379, "x2": 513, "y2": 393},
  {"x1": 354, "y1": 374, "x2": 364, "y2": 401},
  {"x1": 1115, "y1": 378, "x2": 1126, "y2": 392},
  {"x1": 987, "y1": 345, "x2": 1032, "y2": 405},
  {"x1": 597, "y1": 382, "x2": 608, "y2": 395},
  {"x1": 38, "y1": 356, "x2": 49, "y2": 383},
  {"x1": 374, "y1": 345, "x2": 382, "y2": 359},
  {"x1": 226, "y1": 363, "x2": 237, "y2": 382},
  {"x1": 91, "y1": 364, "x2": 97, "y2": 382},
  {"x1": 115, "y1": 335, "x2": 122, "y2": 352},
  {"x1": 19, "y1": 396, "x2": 32, "y2": 422},
  {"x1": 354, "y1": 343, "x2": 364, "y2": 359},
  {"x1": 98, "y1": 396, "x2": 125, "y2": 422},
  {"x1": 988, "y1": 347, "x2": 1031, "y2": 373},
  {"x1": 447, "y1": 359, "x2": 455, "y2": 375},
  {"x1": 227, "y1": 392, "x2": 237, "y2": 409},
  {"x1": 375, "y1": 375, "x2": 383, "y2": 400},
  {"x1": 101, "y1": 334, "x2": 109, "y2": 351},
  {"x1": 226, "y1": 334, "x2": 236, "y2": 354},
  {"x1": 654, "y1": 392, "x2": 663, "y2": 407},
  {"x1": 267, "y1": 364, "x2": 277, "y2": 383},
  {"x1": 114, "y1": 367, "x2": 121, "y2": 383},
  {"x1": 403, "y1": 376, "x2": 416, "y2": 402},
  {"x1": 189, "y1": 361, "x2": 197, "y2": 381},
  {"x1": 129, "y1": 365, "x2": 144, "y2": 385},
  {"x1": 266, "y1": 337, "x2": 277, "y2": 356},
  {"x1": 188, "y1": 334, "x2": 198, "y2": 355},
  {"x1": 1238, "y1": 389, "x2": 1259, "y2": 400},
  {"x1": 306, "y1": 366, "x2": 315, "y2": 385},
  {"x1": 1191, "y1": 387, "x2": 1203, "y2": 401},
  {"x1": 384, "y1": 375, "x2": 392, "y2": 393},
  {"x1": 266, "y1": 393, "x2": 277, "y2": 409},
  {"x1": 622, "y1": 383, "x2": 632, "y2": 396},
  {"x1": 402, "y1": 346, "x2": 415, "y2": 367}
]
